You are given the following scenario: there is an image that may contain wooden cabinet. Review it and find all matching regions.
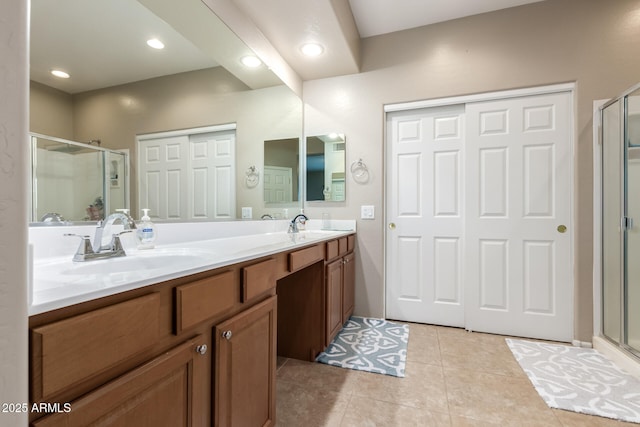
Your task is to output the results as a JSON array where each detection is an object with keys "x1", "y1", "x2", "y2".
[
  {"x1": 325, "y1": 238, "x2": 356, "y2": 346},
  {"x1": 29, "y1": 259, "x2": 276, "y2": 427},
  {"x1": 214, "y1": 296, "x2": 277, "y2": 427},
  {"x1": 31, "y1": 293, "x2": 162, "y2": 402},
  {"x1": 29, "y1": 234, "x2": 354, "y2": 426},
  {"x1": 342, "y1": 252, "x2": 356, "y2": 322},
  {"x1": 32, "y1": 334, "x2": 209, "y2": 427}
]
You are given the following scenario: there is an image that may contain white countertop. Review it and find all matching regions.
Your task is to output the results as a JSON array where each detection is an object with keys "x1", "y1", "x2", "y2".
[{"x1": 30, "y1": 225, "x2": 355, "y2": 316}]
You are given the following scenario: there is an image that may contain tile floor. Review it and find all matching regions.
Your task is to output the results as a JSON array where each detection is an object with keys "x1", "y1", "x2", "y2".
[{"x1": 275, "y1": 322, "x2": 635, "y2": 426}]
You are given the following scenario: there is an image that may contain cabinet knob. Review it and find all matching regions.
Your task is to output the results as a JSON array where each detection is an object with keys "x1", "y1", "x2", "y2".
[
  {"x1": 195, "y1": 344, "x2": 208, "y2": 355},
  {"x1": 222, "y1": 330, "x2": 233, "y2": 340}
]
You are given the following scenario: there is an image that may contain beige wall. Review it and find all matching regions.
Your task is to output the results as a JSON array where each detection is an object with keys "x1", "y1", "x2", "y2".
[
  {"x1": 303, "y1": 0, "x2": 640, "y2": 342},
  {"x1": 30, "y1": 81, "x2": 74, "y2": 139},
  {"x1": 31, "y1": 67, "x2": 302, "y2": 218},
  {"x1": 0, "y1": 0, "x2": 28, "y2": 424}
]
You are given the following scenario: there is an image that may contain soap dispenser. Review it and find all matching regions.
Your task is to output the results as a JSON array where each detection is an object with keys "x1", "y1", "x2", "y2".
[{"x1": 136, "y1": 208, "x2": 156, "y2": 249}]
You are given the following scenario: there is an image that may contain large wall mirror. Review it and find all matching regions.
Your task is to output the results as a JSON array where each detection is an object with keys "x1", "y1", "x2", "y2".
[
  {"x1": 306, "y1": 134, "x2": 346, "y2": 202},
  {"x1": 29, "y1": 0, "x2": 302, "y2": 223}
]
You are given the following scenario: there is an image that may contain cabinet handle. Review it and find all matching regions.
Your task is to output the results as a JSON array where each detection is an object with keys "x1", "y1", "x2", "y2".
[
  {"x1": 222, "y1": 330, "x2": 233, "y2": 340},
  {"x1": 195, "y1": 344, "x2": 208, "y2": 355}
]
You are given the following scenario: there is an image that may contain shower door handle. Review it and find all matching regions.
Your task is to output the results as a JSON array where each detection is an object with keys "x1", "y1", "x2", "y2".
[{"x1": 622, "y1": 216, "x2": 634, "y2": 231}]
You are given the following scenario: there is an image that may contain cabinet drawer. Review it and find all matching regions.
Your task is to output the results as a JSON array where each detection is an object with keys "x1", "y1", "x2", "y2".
[
  {"x1": 175, "y1": 270, "x2": 236, "y2": 334},
  {"x1": 347, "y1": 234, "x2": 355, "y2": 252},
  {"x1": 32, "y1": 335, "x2": 207, "y2": 427},
  {"x1": 31, "y1": 293, "x2": 161, "y2": 401},
  {"x1": 288, "y1": 244, "x2": 324, "y2": 272},
  {"x1": 338, "y1": 237, "x2": 348, "y2": 256},
  {"x1": 325, "y1": 240, "x2": 338, "y2": 261},
  {"x1": 242, "y1": 258, "x2": 276, "y2": 302},
  {"x1": 325, "y1": 239, "x2": 339, "y2": 261}
]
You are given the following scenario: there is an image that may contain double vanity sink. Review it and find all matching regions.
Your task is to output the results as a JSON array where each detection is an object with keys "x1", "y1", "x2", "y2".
[
  {"x1": 30, "y1": 226, "x2": 353, "y2": 315},
  {"x1": 28, "y1": 220, "x2": 356, "y2": 426}
]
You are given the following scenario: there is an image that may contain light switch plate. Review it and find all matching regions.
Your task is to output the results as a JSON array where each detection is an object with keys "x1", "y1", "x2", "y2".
[
  {"x1": 241, "y1": 207, "x2": 252, "y2": 219},
  {"x1": 361, "y1": 205, "x2": 375, "y2": 220}
]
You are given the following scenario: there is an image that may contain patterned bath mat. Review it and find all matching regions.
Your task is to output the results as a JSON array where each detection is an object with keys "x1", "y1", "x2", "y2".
[
  {"x1": 507, "y1": 338, "x2": 640, "y2": 423},
  {"x1": 316, "y1": 316, "x2": 408, "y2": 377}
]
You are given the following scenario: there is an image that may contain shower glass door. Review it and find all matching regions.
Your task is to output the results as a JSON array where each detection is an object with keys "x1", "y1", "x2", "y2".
[
  {"x1": 625, "y1": 89, "x2": 640, "y2": 353},
  {"x1": 602, "y1": 99, "x2": 622, "y2": 345}
]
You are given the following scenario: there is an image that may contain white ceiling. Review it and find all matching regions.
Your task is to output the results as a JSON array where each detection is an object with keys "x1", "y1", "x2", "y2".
[
  {"x1": 233, "y1": 0, "x2": 545, "y2": 80},
  {"x1": 30, "y1": 0, "x2": 281, "y2": 94},
  {"x1": 348, "y1": 0, "x2": 544, "y2": 38},
  {"x1": 30, "y1": 0, "x2": 545, "y2": 93}
]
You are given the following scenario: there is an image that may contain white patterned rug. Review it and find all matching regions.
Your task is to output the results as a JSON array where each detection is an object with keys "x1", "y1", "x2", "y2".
[
  {"x1": 507, "y1": 338, "x2": 640, "y2": 423},
  {"x1": 316, "y1": 316, "x2": 408, "y2": 377}
]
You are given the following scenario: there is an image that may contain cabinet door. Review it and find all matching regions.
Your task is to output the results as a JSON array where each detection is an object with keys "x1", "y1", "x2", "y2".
[
  {"x1": 326, "y1": 259, "x2": 343, "y2": 345},
  {"x1": 32, "y1": 335, "x2": 210, "y2": 427},
  {"x1": 215, "y1": 296, "x2": 277, "y2": 427},
  {"x1": 342, "y1": 252, "x2": 356, "y2": 323}
]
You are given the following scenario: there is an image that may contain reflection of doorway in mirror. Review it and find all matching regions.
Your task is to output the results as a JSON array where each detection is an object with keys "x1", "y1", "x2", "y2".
[
  {"x1": 264, "y1": 166, "x2": 293, "y2": 203},
  {"x1": 305, "y1": 134, "x2": 346, "y2": 202}
]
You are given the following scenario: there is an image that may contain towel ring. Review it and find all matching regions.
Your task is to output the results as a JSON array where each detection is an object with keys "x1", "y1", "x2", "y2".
[
  {"x1": 245, "y1": 165, "x2": 259, "y2": 188},
  {"x1": 350, "y1": 158, "x2": 369, "y2": 183}
]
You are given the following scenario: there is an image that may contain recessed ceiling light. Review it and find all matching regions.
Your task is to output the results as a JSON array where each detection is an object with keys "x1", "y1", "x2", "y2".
[
  {"x1": 300, "y1": 43, "x2": 324, "y2": 57},
  {"x1": 241, "y1": 55, "x2": 262, "y2": 68},
  {"x1": 146, "y1": 38, "x2": 165, "y2": 50},
  {"x1": 50, "y1": 70, "x2": 70, "y2": 79}
]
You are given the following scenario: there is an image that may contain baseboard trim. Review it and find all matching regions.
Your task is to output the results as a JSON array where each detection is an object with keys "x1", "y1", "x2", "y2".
[
  {"x1": 593, "y1": 335, "x2": 640, "y2": 379},
  {"x1": 571, "y1": 340, "x2": 593, "y2": 348}
]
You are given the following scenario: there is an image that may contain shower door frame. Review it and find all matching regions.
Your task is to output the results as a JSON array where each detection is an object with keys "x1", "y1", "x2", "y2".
[{"x1": 596, "y1": 82, "x2": 640, "y2": 359}]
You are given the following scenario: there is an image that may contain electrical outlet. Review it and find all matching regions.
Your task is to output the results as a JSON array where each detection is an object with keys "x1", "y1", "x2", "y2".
[
  {"x1": 241, "y1": 207, "x2": 252, "y2": 219},
  {"x1": 361, "y1": 205, "x2": 375, "y2": 220}
]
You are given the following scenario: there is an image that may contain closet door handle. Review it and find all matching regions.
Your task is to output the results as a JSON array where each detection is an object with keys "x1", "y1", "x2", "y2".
[
  {"x1": 557, "y1": 225, "x2": 567, "y2": 233},
  {"x1": 389, "y1": 223, "x2": 396, "y2": 230}
]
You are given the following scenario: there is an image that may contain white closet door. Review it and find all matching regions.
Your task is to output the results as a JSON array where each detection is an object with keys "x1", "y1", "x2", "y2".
[
  {"x1": 138, "y1": 135, "x2": 189, "y2": 220},
  {"x1": 189, "y1": 131, "x2": 236, "y2": 220},
  {"x1": 464, "y1": 92, "x2": 573, "y2": 341},
  {"x1": 386, "y1": 105, "x2": 466, "y2": 327}
]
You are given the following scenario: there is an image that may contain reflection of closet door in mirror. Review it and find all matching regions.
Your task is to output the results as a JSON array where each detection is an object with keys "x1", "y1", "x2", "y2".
[{"x1": 137, "y1": 126, "x2": 236, "y2": 221}]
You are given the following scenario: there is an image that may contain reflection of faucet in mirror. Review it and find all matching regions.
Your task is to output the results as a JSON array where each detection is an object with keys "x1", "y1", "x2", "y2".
[
  {"x1": 288, "y1": 213, "x2": 308, "y2": 234},
  {"x1": 261, "y1": 214, "x2": 274, "y2": 220},
  {"x1": 40, "y1": 212, "x2": 65, "y2": 224},
  {"x1": 93, "y1": 210, "x2": 137, "y2": 253}
]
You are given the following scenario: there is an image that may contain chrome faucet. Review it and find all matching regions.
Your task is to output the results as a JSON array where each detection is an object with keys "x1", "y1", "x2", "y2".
[
  {"x1": 288, "y1": 213, "x2": 308, "y2": 234},
  {"x1": 64, "y1": 210, "x2": 137, "y2": 262},
  {"x1": 93, "y1": 211, "x2": 137, "y2": 252}
]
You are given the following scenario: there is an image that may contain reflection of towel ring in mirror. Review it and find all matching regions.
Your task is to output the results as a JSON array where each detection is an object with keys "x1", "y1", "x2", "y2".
[
  {"x1": 245, "y1": 166, "x2": 259, "y2": 188},
  {"x1": 350, "y1": 158, "x2": 369, "y2": 183}
]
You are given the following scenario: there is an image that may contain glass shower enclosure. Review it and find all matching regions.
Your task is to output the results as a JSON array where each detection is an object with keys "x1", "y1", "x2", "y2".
[
  {"x1": 29, "y1": 133, "x2": 129, "y2": 223},
  {"x1": 601, "y1": 84, "x2": 640, "y2": 355}
]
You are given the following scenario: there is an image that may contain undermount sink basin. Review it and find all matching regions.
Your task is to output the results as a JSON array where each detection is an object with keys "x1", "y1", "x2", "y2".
[
  {"x1": 59, "y1": 253, "x2": 209, "y2": 276},
  {"x1": 36, "y1": 247, "x2": 214, "y2": 280}
]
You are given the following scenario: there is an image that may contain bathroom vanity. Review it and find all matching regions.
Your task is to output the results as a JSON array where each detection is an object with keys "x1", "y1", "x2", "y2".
[{"x1": 28, "y1": 227, "x2": 355, "y2": 426}]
